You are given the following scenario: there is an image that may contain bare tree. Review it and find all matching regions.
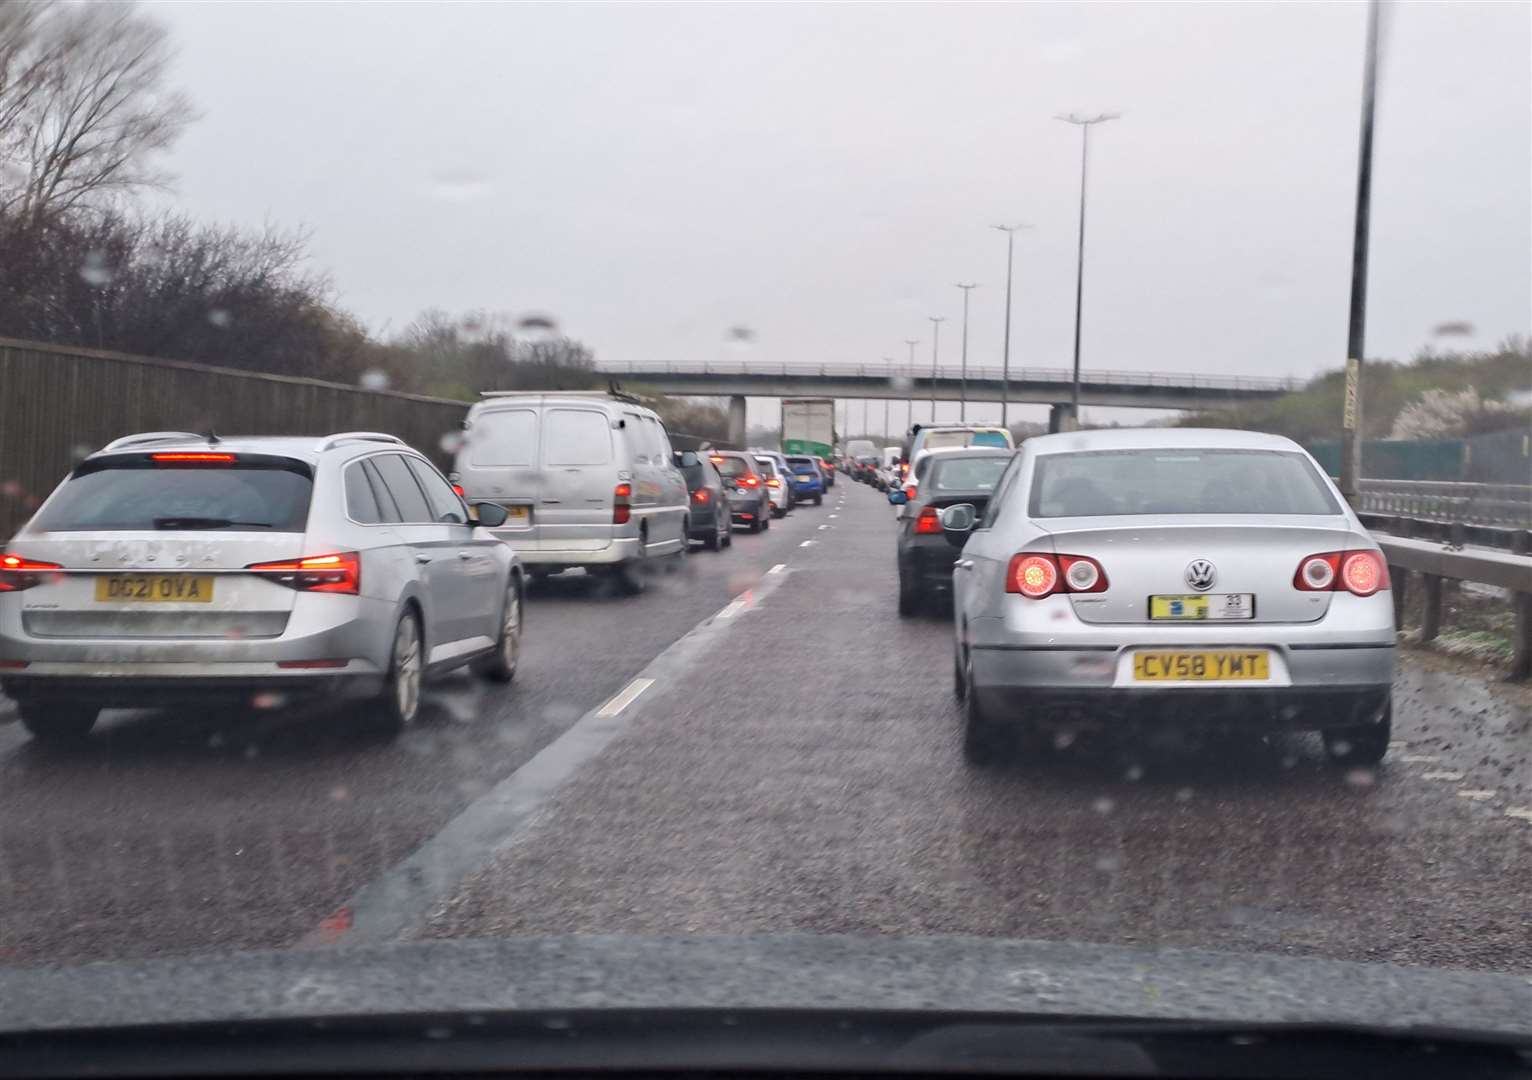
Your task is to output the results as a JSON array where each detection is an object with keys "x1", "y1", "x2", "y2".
[{"x1": 0, "y1": 1, "x2": 194, "y2": 227}]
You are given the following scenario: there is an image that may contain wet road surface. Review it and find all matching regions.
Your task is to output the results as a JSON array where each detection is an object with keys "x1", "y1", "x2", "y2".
[{"x1": 3, "y1": 479, "x2": 1530, "y2": 974}]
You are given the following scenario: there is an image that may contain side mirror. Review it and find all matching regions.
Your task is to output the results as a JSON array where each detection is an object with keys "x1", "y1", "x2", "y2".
[
  {"x1": 939, "y1": 503, "x2": 977, "y2": 532},
  {"x1": 678, "y1": 450, "x2": 700, "y2": 467},
  {"x1": 471, "y1": 501, "x2": 509, "y2": 528},
  {"x1": 887, "y1": 489, "x2": 907, "y2": 505}
]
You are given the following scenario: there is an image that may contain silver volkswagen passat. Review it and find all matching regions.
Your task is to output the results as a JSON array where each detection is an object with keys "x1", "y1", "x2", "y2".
[
  {"x1": 946, "y1": 429, "x2": 1394, "y2": 766},
  {"x1": 0, "y1": 432, "x2": 523, "y2": 743}
]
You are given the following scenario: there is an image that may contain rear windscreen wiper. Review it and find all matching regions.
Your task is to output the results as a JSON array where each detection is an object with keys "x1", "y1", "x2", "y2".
[{"x1": 151, "y1": 518, "x2": 273, "y2": 530}]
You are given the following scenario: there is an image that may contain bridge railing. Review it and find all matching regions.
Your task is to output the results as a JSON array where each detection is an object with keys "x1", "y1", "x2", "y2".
[
  {"x1": 603, "y1": 359, "x2": 1300, "y2": 394},
  {"x1": 1356, "y1": 479, "x2": 1532, "y2": 530}
]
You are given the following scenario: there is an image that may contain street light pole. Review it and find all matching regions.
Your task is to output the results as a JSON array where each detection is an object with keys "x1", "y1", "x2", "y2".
[
  {"x1": 927, "y1": 316, "x2": 945, "y2": 423},
  {"x1": 882, "y1": 359, "x2": 896, "y2": 438},
  {"x1": 904, "y1": 338, "x2": 919, "y2": 435},
  {"x1": 1056, "y1": 111, "x2": 1120, "y2": 430},
  {"x1": 955, "y1": 283, "x2": 978, "y2": 423},
  {"x1": 1339, "y1": 0, "x2": 1381, "y2": 504},
  {"x1": 991, "y1": 224, "x2": 1031, "y2": 431}
]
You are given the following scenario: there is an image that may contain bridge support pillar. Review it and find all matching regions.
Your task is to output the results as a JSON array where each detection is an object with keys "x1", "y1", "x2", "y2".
[
  {"x1": 1048, "y1": 403, "x2": 1078, "y2": 433},
  {"x1": 727, "y1": 395, "x2": 747, "y2": 448}
]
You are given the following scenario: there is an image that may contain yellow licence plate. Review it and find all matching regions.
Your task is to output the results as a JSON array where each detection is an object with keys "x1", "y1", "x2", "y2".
[
  {"x1": 1133, "y1": 650, "x2": 1269, "y2": 682},
  {"x1": 95, "y1": 575, "x2": 214, "y2": 603}
]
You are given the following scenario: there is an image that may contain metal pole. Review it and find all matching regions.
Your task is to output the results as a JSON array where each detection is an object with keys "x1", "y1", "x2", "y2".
[
  {"x1": 991, "y1": 224, "x2": 1031, "y2": 431},
  {"x1": 882, "y1": 359, "x2": 896, "y2": 438},
  {"x1": 928, "y1": 316, "x2": 945, "y2": 423},
  {"x1": 904, "y1": 339, "x2": 919, "y2": 433},
  {"x1": 955, "y1": 283, "x2": 978, "y2": 423},
  {"x1": 1056, "y1": 112, "x2": 1119, "y2": 429},
  {"x1": 1340, "y1": 0, "x2": 1381, "y2": 504},
  {"x1": 862, "y1": 396, "x2": 869, "y2": 439}
]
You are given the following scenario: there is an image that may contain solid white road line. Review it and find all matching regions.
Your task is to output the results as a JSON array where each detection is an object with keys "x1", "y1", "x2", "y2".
[
  {"x1": 717, "y1": 598, "x2": 748, "y2": 619},
  {"x1": 1504, "y1": 807, "x2": 1532, "y2": 823},
  {"x1": 595, "y1": 678, "x2": 655, "y2": 718}
]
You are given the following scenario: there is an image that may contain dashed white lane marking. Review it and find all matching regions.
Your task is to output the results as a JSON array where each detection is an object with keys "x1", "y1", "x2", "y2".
[
  {"x1": 799, "y1": 540, "x2": 817, "y2": 547},
  {"x1": 595, "y1": 677, "x2": 654, "y2": 718},
  {"x1": 1505, "y1": 808, "x2": 1532, "y2": 823},
  {"x1": 1421, "y1": 770, "x2": 1467, "y2": 782},
  {"x1": 768, "y1": 563, "x2": 787, "y2": 574},
  {"x1": 1457, "y1": 789, "x2": 1498, "y2": 802},
  {"x1": 717, "y1": 598, "x2": 748, "y2": 619},
  {"x1": 829, "y1": 514, "x2": 839, "y2": 518},
  {"x1": 1400, "y1": 754, "x2": 1440, "y2": 764},
  {"x1": 818, "y1": 524, "x2": 833, "y2": 531}
]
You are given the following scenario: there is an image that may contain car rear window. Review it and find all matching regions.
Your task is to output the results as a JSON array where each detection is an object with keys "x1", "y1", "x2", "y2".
[
  {"x1": 713, "y1": 455, "x2": 752, "y2": 479},
  {"x1": 787, "y1": 458, "x2": 817, "y2": 472},
  {"x1": 754, "y1": 458, "x2": 778, "y2": 476},
  {"x1": 930, "y1": 457, "x2": 1011, "y2": 492},
  {"x1": 1029, "y1": 449, "x2": 1341, "y2": 518},
  {"x1": 32, "y1": 461, "x2": 313, "y2": 532},
  {"x1": 923, "y1": 429, "x2": 1008, "y2": 451}
]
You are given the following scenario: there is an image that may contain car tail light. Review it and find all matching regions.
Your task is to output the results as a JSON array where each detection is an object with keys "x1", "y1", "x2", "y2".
[
  {"x1": 692, "y1": 488, "x2": 710, "y2": 503},
  {"x1": 741, "y1": 475, "x2": 760, "y2": 488},
  {"x1": 900, "y1": 462, "x2": 909, "y2": 476},
  {"x1": 613, "y1": 482, "x2": 632, "y2": 525},
  {"x1": 247, "y1": 552, "x2": 360, "y2": 594},
  {"x1": 150, "y1": 452, "x2": 236, "y2": 463},
  {"x1": 1004, "y1": 553, "x2": 1107, "y2": 598},
  {"x1": 766, "y1": 477, "x2": 780, "y2": 488},
  {"x1": 1294, "y1": 551, "x2": 1388, "y2": 597},
  {"x1": 913, "y1": 507, "x2": 942, "y2": 535},
  {"x1": 903, "y1": 484, "x2": 916, "y2": 499},
  {"x1": 0, "y1": 660, "x2": 28, "y2": 670},
  {"x1": 0, "y1": 554, "x2": 63, "y2": 592},
  {"x1": 451, "y1": 483, "x2": 465, "y2": 497}
]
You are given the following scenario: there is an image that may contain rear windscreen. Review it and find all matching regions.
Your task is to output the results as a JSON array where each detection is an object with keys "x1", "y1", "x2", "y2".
[
  {"x1": 1029, "y1": 449, "x2": 1341, "y2": 518},
  {"x1": 786, "y1": 458, "x2": 817, "y2": 472},
  {"x1": 924, "y1": 430, "x2": 1007, "y2": 451},
  {"x1": 713, "y1": 456, "x2": 752, "y2": 479},
  {"x1": 754, "y1": 458, "x2": 778, "y2": 477},
  {"x1": 930, "y1": 457, "x2": 1010, "y2": 492},
  {"x1": 32, "y1": 463, "x2": 313, "y2": 532}
]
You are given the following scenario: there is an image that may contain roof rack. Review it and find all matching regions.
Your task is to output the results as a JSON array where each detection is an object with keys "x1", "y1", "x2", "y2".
[
  {"x1": 313, "y1": 432, "x2": 406, "y2": 452},
  {"x1": 99, "y1": 432, "x2": 205, "y2": 453},
  {"x1": 479, "y1": 383, "x2": 646, "y2": 406}
]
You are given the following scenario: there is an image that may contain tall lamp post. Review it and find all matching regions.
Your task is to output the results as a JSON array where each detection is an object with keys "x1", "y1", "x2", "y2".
[
  {"x1": 991, "y1": 224, "x2": 1031, "y2": 430},
  {"x1": 1339, "y1": 0, "x2": 1381, "y2": 504},
  {"x1": 882, "y1": 358, "x2": 897, "y2": 438},
  {"x1": 927, "y1": 316, "x2": 945, "y2": 423},
  {"x1": 904, "y1": 338, "x2": 919, "y2": 434},
  {"x1": 1056, "y1": 112, "x2": 1120, "y2": 430},
  {"x1": 955, "y1": 283, "x2": 978, "y2": 422}
]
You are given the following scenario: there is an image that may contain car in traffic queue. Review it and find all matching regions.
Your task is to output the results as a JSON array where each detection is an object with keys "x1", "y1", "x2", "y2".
[
  {"x1": 784, "y1": 455, "x2": 825, "y2": 505},
  {"x1": 709, "y1": 452, "x2": 772, "y2": 533},
  {"x1": 451, "y1": 390, "x2": 690, "y2": 595},
  {"x1": 753, "y1": 455, "x2": 793, "y2": 517},
  {"x1": 845, "y1": 439, "x2": 878, "y2": 483},
  {"x1": 818, "y1": 456, "x2": 836, "y2": 488},
  {"x1": 676, "y1": 450, "x2": 733, "y2": 551},
  {"x1": 875, "y1": 446, "x2": 903, "y2": 491},
  {"x1": 888, "y1": 447, "x2": 1013, "y2": 615},
  {"x1": 0, "y1": 432, "x2": 525, "y2": 744},
  {"x1": 944, "y1": 429, "x2": 1395, "y2": 768}
]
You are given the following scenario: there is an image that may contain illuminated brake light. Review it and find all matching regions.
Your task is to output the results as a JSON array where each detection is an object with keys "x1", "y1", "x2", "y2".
[
  {"x1": 709, "y1": 455, "x2": 726, "y2": 464},
  {"x1": 1294, "y1": 551, "x2": 1388, "y2": 596},
  {"x1": 1004, "y1": 553, "x2": 1107, "y2": 598},
  {"x1": 742, "y1": 475, "x2": 760, "y2": 488},
  {"x1": 150, "y1": 452, "x2": 236, "y2": 463},
  {"x1": 766, "y1": 478, "x2": 781, "y2": 488},
  {"x1": 613, "y1": 482, "x2": 633, "y2": 525},
  {"x1": 451, "y1": 483, "x2": 465, "y2": 497},
  {"x1": 0, "y1": 554, "x2": 63, "y2": 592},
  {"x1": 692, "y1": 488, "x2": 710, "y2": 503},
  {"x1": 247, "y1": 552, "x2": 360, "y2": 594},
  {"x1": 913, "y1": 507, "x2": 942, "y2": 535}
]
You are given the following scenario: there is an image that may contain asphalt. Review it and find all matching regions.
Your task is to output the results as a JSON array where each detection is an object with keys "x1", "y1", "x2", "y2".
[{"x1": 2, "y1": 478, "x2": 1530, "y2": 982}]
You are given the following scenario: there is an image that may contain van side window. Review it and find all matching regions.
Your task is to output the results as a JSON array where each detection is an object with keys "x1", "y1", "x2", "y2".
[
  {"x1": 371, "y1": 453, "x2": 434, "y2": 523},
  {"x1": 344, "y1": 462, "x2": 384, "y2": 524},
  {"x1": 468, "y1": 409, "x2": 538, "y2": 467},
  {"x1": 405, "y1": 456, "x2": 467, "y2": 524},
  {"x1": 544, "y1": 409, "x2": 612, "y2": 467},
  {"x1": 622, "y1": 412, "x2": 650, "y2": 463},
  {"x1": 648, "y1": 417, "x2": 674, "y2": 463}
]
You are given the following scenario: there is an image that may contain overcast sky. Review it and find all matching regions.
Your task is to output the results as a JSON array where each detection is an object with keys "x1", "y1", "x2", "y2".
[{"x1": 145, "y1": 1, "x2": 1529, "y2": 431}]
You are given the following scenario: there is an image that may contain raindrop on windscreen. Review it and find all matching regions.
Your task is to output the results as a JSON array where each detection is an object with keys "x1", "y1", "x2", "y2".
[
  {"x1": 424, "y1": 1026, "x2": 453, "y2": 1040},
  {"x1": 542, "y1": 1016, "x2": 572, "y2": 1031},
  {"x1": 359, "y1": 369, "x2": 390, "y2": 391},
  {"x1": 516, "y1": 313, "x2": 560, "y2": 344},
  {"x1": 890, "y1": 374, "x2": 913, "y2": 392},
  {"x1": 1174, "y1": 787, "x2": 1194, "y2": 803},
  {"x1": 0, "y1": 480, "x2": 21, "y2": 497},
  {"x1": 330, "y1": 785, "x2": 350, "y2": 802},
  {"x1": 251, "y1": 691, "x2": 286, "y2": 710},
  {"x1": 1344, "y1": 767, "x2": 1376, "y2": 789},
  {"x1": 726, "y1": 325, "x2": 756, "y2": 345},
  {"x1": 429, "y1": 170, "x2": 493, "y2": 202},
  {"x1": 79, "y1": 250, "x2": 113, "y2": 287},
  {"x1": 439, "y1": 431, "x2": 465, "y2": 454},
  {"x1": 1123, "y1": 763, "x2": 1145, "y2": 782},
  {"x1": 207, "y1": 307, "x2": 232, "y2": 328},
  {"x1": 1092, "y1": 796, "x2": 1115, "y2": 815},
  {"x1": 1094, "y1": 853, "x2": 1122, "y2": 873},
  {"x1": 70, "y1": 443, "x2": 94, "y2": 462}
]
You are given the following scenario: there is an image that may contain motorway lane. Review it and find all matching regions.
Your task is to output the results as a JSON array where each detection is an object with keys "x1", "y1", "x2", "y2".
[
  {"x1": 426, "y1": 478, "x2": 1532, "y2": 973},
  {"x1": 0, "y1": 498, "x2": 828, "y2": 967}
]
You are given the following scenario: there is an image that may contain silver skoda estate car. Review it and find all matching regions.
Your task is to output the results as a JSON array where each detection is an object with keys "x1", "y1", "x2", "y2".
[
  {"x1": 945, "y1": 429, "x2": 1395, "y2": 767},
  {"x1": 0, "y1": 432, "x2": 523, "y2": 743}
]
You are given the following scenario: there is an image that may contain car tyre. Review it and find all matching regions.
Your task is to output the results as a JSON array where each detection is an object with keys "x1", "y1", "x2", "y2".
[
  {"x1": 1323, "y1": 695, "x2": 1392, "y2": 767},
  {"x1": 363, "y1": 610, "x2": 422, "y2": 736},
  {"x1": 897, "y1": 571, "x2": 920, "y2": 617},
  {"x1": 704, "y1": 525, "x2": 722, "y2": 551},
  {"x1": 961, "y1": 649, "x2": 1006, "y2": 766},
  {"x1": 19, "y1": 704, "x2": 98, "y2": 745},
  {"x1": 813, "y1": 494, "x2": 823, "y2": 506},
  {"x1": 472, "y1": 581, "x2": 521, "y2": 684}
]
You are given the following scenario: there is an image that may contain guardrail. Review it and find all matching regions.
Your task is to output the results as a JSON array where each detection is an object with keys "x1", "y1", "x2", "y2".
[
  {"x1": 1377, "y1": 535, "x2": 1532, "y2": 680},
  {"x1": 604, "y1": 360, "x2": 1300, "y2": 394},
  {"x1": 1358, "y1": 479, "x2": 1532, "y2": 530}
]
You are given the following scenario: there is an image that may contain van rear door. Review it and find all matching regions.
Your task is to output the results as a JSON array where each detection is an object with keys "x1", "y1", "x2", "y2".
[
  {"x1": 459, "y1": 407, "x2": 540, "y2": 542},
  {"x1": 538, "y1": 406, "x2": 617, "y2": 552}
]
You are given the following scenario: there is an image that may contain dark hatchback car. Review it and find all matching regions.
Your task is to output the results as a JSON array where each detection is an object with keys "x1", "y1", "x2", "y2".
[
  {"x1": 676, "y1": 451, "x2": 732, "y2": 550},
  {"x1": 889, "y1": 447, "x2": 1013, "y2": 615},
  {"x1": 784, "y1": 455, "x2": 824, "y2": 505},
  {"x1": 709, "y1": 452, "x2": 772, "y2": 533}
]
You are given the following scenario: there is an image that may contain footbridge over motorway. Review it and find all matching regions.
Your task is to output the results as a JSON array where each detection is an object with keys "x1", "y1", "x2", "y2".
[{"x1": 599, "y1": 360, "x2": 1299, "y2": 444}]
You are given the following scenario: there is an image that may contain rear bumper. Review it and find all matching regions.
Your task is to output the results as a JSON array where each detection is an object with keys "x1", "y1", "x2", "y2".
[
  {"x1": 497, "y1": 536, "x2": 641, "y2": 567},
  {"x1": 901, "y1": 544, "x2": 961, "y2": 589},
  {"x1": 2, "y1": 664, "x2": 384, "y2": 709}
]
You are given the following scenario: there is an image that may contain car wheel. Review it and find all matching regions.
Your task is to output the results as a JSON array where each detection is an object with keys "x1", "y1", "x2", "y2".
[
  {"x1": 1323, "y1": 695, "x2": 1392, "y2": 767},
  {"x1": 761, "y1": 507, "x2": 771, "y2": 529},
  {"x1": 953, "y1": 644, "x2": 966, "y2": 701},
  {"x1": 615, "y1": 531, "x2": 648, "y2": 594},
  {"x1": 722, "y1": 523, "x2": 733, "y2": 547},
  {"x1": 19, "y1": 704, "x2": 99, "y2": 745},
  {"x1": 897, "y1": 571, "x2": 920, "y2": 617},
  {"x1": 961, "y1": 649, "x2": 1005, "y2": 766},
  {"x1": 472, "y1": 581, "x2": 521, "y2": 684},
  {"x1": 364, "y1": 611, "x2": 422, "y2": 736},
  {"x1": 814, "y1": 495, "x2": 822, "y2": 506},
  {"x1": 704, "y1": 526, "x2": 722, "y2": 551}
]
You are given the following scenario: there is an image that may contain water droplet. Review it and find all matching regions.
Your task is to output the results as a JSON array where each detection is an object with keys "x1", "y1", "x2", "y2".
[
  {"x1": 1345, "y1": 767, "x2": 1376, "y2": 788},
  {"x1": 542, "y1": 1016, "x2": 572, "y2": 1031},
  {"x1": 251, "y1": 691, "x2": 286, "y2": 710},
  {"x1": 359, "y1": 369, "x2": 390, "y2": 391},
  {"x1": 1092, "y1": 796, "x2": 1115, "y2": 815},
  {"x1": 207, "y1": 307, "x2": 232, "y2": 328},
  {"x1": 1094, "y1": 853, "x2": 1122, "y2": 872},
  {"x1": 330, "y1": 786, "x2": 350, "y2": 801},
  {"x1": 1123, "y1": 763, "x2": 1145, "y2": 782},
  {"x1": 424, "y1": 1026, "x2": 453, "y2": 1040},
  {"x1": 242, "y1": 744, "x2": 260, "y2": 759},
  {"x1": 516, "y1": 313, "x2": 559, "y2": 344},
  {"x1": 439, "y1": 431, "x2": 465, "y2": 454},
  {"x1": 79, "y1": 250, "x2": 113, "y2": 287},
  {"x1": 1174, "y1": 787, "x2": 1194, "y2": 803},
  {"x1": 0, "y1": 480, "x2": 21, "y2": 497},
  {"x1": 1053, "y1": 731, "x2": 1076, "y2": 750}
]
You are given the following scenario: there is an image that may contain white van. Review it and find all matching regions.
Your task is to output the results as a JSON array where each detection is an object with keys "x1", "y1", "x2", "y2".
[{"x1": 451, "y1": 392, "x2": 690, "y2": 592}]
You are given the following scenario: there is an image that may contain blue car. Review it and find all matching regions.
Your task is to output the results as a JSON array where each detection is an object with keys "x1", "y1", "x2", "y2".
[{"x1": 784, "y1": 455, "x2": 825, "y2": 506}]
